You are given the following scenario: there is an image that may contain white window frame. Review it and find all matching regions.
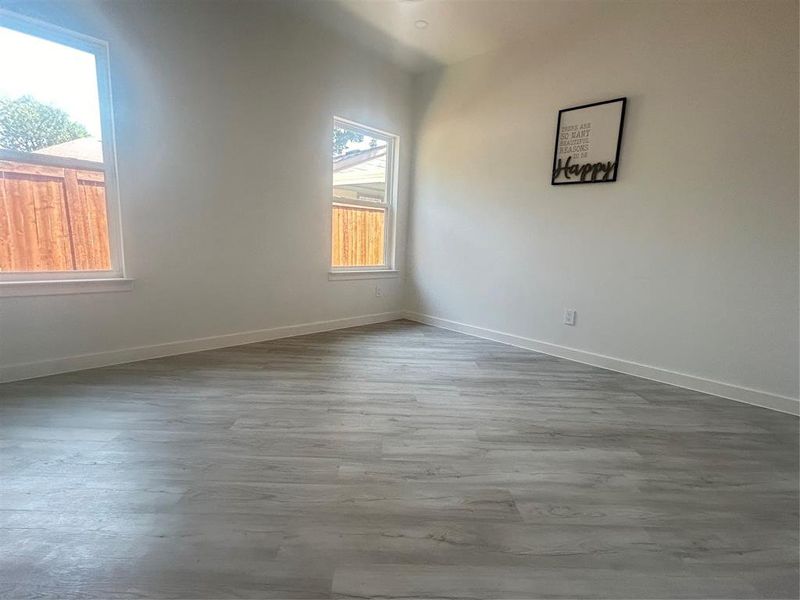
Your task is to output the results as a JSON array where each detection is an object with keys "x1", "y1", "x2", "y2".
[
  {"x1": 329, "y1": 116, "x2": 399, "y2": 279},
  {"x1": 0, "y1": 10, "x2": 130, "y2": 297}
]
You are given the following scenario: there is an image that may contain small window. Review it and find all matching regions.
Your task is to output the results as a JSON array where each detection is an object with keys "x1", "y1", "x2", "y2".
[
  {"x1": 331, "y1": 117, "x2": 397, "y2": 271},
  {"x1": 0, "y1": 11, "x2": 123, "y2": 281}
]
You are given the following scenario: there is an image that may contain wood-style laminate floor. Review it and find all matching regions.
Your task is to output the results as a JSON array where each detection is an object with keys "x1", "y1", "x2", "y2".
[{"x1": 1, "y1": 320, "x2": 798, "y2": 599}]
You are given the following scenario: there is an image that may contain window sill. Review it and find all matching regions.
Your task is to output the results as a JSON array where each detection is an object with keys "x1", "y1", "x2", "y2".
[
  {"x1": 0, "y1": 278, "x2": 134, "y2": 298},
  {"x1": 328, "y1": 270, "x2": 400, "y2": 281}
]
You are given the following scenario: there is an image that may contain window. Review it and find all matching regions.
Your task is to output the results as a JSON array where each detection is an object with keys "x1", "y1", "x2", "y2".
[
  {"x1": 331, "y1": 117, "x2": 397, "y2": 273},
  {"x1": 0, "y1": 11, "x2": 126, "y2": 293}
]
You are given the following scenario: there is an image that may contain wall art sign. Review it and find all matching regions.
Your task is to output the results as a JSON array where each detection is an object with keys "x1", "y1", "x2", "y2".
[{"x1": 552, "y1": 97, "x2": 627, "y2": 185}]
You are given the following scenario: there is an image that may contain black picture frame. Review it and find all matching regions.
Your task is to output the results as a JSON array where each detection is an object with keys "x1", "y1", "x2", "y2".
[{"x1": 551, "y1": 97, "x2": 627, "y2": 185}]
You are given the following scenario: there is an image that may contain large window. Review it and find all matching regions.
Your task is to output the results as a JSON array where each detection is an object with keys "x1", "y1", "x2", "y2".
[
  {"x1": 0, "y1": 11, "x2": 125, "y2": 292},
  {"x1": 331, "y1": 117, "x2": 397, "y2": 272}
]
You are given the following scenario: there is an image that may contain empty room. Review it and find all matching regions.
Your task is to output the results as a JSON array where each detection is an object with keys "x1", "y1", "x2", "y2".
[{"x1": 0, "y1": 0, "x2": 798, "y2": 598}]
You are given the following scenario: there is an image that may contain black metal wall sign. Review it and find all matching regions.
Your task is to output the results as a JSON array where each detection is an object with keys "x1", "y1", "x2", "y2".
[{"x1": 552, "y1": 97, "x2": 626, "y2": 185}]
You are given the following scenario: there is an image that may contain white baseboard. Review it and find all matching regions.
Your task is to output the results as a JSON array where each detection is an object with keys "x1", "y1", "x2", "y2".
[
  {"x1": 0, "y1": 311, "x2": 403, "y2": 384},
  {"x1": 5, "y1": 308, "x2": 797, "y2": 417},
  {"x1": 403, "y1": 311, "x2": 800, "y2": 416}
]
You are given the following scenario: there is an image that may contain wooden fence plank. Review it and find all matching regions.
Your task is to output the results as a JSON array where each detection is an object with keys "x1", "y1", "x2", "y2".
[
  {"x1": 12, "y1": 176, "x2": 45, "y2": 270},
  {"x1": 63, "y1": 167, "x2": 81, "y2": 269},
  {"x1": 0, "y1": 173, "x2": 12, "y2": 271},
  {"x1": 331, "y1": 204, "x2": 385, "y2": 267},
  {"x1": 76, "y1": 169, "x2": 105, "y2": 183},
  {"x1": 0, "y1": 160, "x2": 65, "y2": 178},
  {"x1": 69, "y1": 178, "x2": 111, "y2": 271},
  {"x1": 33, "y1": 175, "x2": 73, "y2": 270},
  {"x1": 0, "y1": 160, "x2": 108, "y2": 273}
]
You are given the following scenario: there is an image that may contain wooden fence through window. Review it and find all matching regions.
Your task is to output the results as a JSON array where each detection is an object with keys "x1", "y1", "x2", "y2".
[
  {"x1": 2, "y1": 156, "x2": 385, "y2": 272},
  {"x1": 0, "y1": 158, "x2": 110, "y2": 272},
  {"x1": 331, "y1": 203, "x2": 385, "y2": 267}
]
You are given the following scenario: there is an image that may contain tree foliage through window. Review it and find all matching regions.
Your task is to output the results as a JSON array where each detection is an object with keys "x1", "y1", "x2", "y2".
[
  {"x1": 0, "y1": 95, "x2": 90, "y2": 153},
  {"x1": 333, "y1": 126, "x2": 363, "y2": 156}
]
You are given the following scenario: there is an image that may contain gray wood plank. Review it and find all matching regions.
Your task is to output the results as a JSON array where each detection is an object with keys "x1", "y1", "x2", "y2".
[{"x1": 1, "y1": 320, "x2": 797, "y2": 598}]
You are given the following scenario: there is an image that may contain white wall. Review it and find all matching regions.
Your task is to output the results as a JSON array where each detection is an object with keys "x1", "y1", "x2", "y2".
[
  {"x1": 407, "y1": 1, "x2": 799, "y2": 409},
  {"x1": 0, "y1": 0, "x2": 412, "y2": 377},
  {"x1": 2, "y1": 0, "x2": 798, "y2": 414}
]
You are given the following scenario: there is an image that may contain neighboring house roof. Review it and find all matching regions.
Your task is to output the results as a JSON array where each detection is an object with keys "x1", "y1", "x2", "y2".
[
  {"x1": 333, "y1": 145, "x2": 386, "y2": 187},
  {"x1": 34, "y1": 136, "x2": 103, "y2": 163}
]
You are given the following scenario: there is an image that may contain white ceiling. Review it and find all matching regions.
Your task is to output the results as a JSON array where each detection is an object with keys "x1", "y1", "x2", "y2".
[{"x1": 288, "y1": 0, "x2": 612, "y2": 73}]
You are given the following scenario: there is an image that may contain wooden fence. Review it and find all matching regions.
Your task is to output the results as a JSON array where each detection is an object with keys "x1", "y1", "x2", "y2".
[
  {"x1": 1, "y1": 158, "x2": 384, "y2": 272},
  {"x1": 0, "y1": 158, "x2": 110, "y2": 272},
  {"x1": 332, "y1": 204, "x2": 385, "y2": 267}
]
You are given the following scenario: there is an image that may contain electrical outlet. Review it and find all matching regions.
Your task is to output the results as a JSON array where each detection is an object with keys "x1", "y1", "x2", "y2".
[
  {"x1": 563, "y1": 308, "x2": 576, "y2": 326},
  {"x1": 375, "y1": 285, "x2": 383, "y2": 297}
]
